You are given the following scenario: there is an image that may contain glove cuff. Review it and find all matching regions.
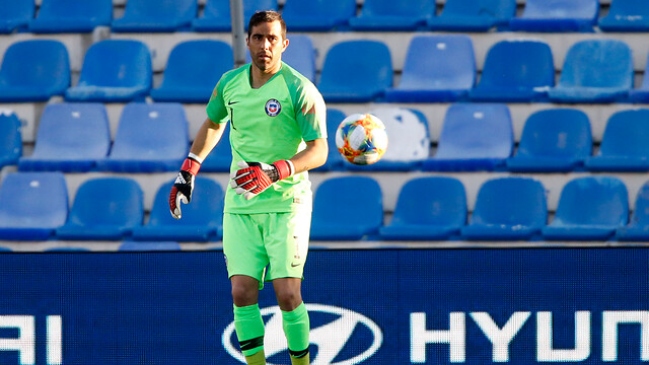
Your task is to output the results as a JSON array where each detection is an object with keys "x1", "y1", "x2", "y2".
[
  {"x1": 273, "y1": 160, "x2": 294, "y2": 180},
  {"x1": 181, "y1": 156, "x2": 202, "y2": 175}
]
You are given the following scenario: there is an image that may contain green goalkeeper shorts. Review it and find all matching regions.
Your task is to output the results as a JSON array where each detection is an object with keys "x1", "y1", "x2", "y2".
[{"x1": 222, "y1": 210, "x2": 311, "y2": 285}]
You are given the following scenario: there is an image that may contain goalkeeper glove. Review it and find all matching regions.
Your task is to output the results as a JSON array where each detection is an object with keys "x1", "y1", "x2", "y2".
[
  {"x1": 230, "y1": 160, "x2": 294, "y2": 200},
  {"x1": 169, "y1": 156, "x2": 202, "y2": 219}
]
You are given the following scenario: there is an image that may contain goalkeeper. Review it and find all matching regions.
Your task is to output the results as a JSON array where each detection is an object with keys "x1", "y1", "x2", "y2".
[{"x1": 168, "y1": 10, "x2": 327, "y2": 365}]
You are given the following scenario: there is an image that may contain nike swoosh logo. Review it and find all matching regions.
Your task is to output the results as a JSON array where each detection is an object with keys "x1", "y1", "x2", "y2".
[
  {"x1": 291, "y1": 262, "x2": 301, "y2": 267},
  {"x1": 228, "y1": 100, "x2": 239, "y2": 105}
]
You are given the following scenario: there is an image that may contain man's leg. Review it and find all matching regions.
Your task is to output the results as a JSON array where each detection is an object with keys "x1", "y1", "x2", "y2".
[
  {"x1": 274, "y1": 278, "x2": 310, "y2": 365},
  {"x1": 232, "y1": 275, "x2": 265, "y2": 365}
]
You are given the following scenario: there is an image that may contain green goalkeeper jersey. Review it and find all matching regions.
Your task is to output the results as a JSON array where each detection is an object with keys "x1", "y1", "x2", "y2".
[{"x1": 206, "y1": 62, "x2": 327, "y2": 214}]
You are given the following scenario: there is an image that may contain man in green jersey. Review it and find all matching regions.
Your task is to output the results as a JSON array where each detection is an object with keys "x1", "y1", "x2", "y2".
[{"x1": 168, "y1": 10, "x2": 327, "y2": 365}]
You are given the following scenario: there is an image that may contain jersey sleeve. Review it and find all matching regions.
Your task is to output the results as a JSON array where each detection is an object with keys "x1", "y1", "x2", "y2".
[
  {"x1": 294, "y1": 80, "x2": 327, "y2": 142},
  {"x1": 206, "y1": 77, "x2": 228, "y2": 124}
]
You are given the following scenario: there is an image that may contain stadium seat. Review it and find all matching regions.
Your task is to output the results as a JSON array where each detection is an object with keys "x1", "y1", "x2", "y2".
[
  {"x1": 200, "y1": 122, "x2": 233, "y2": 172},
  {"x1": 97, "y1": 102, "x2": 188, "y2": 173},
  {"x1": 379, "y1": 176, "x2": 466, "y2": 240},
  {"x1": 282, "y1": 0, "x2": 356, "y2": 31},
  {"x1": 0, "y1": 246, "x2": 11, "y2": 252},
  {"x1": 584, "y1": 109, "x2": 649, "y2": 172},
  {"x1": 65, "y1": 40, "x2": 152, "y2": 103},
  {"x1": 628, "y1": 52, "x2": 649, "y2": 103},
  {"x1": 506, "y1": 108, "x2": 592, "y2": 172},
  {"x1": 312, "y1": 108, "x2": 346, "y2": 172},
  {"x1": 547, "y1": 39, "x2": 633, "y2": 103},
  {"x1": 344, "y1": 107, "x2": 431, "y2": 172},
  {"x1": 469, "y1": 39, "x2": 554, "y2": 102},
  {"x1": 384, "y1": 35, "x2": 475, "y2": 103},
  {"x1": 422, "y1": 103, "x2": 513, "y2": 171},
  {"x1": 509, "y1": 0, "x2": 599, "y2": 32},
  {"x1": 28, "y1": 0, "x2": 112, "y2": 33},
  {"x1": 428, "y1": 0, "x2": 517, "y2": 31},
  {"x1": 192, "y1": 0, "x2": 278, "y2": 32},
  {"x1": 118, "y1": 240, "x2": 182, "y2": 251},
  {"x1": 310, "y1": 176, "x2": 383, "y2": 240},
  {"x1": 542, "y1": 176, "x2": 629, "y2": 241},
  {"x1": 245, "y1": 35, "x2": 316, "y2": 82},
  {"x1": 18, "y1": 103, "x2": 110, "y2": 172},
  {"x1": 616, "y1": 181, "x2": 649, "y2": 241},
  {"x1": 318, "y1": 40, "x2": 392, "y2": 103},
  {"x1": 131, "y1": 177, "x2": 223, "y2": 242},
  {"x1": 0, "y1": 0, "x2": 34, "y2": 34},
  {"x1": 112, "y1": 0, "x2": 197, "y2": 32},
  {"x1": 150, "y1": 40, "x2": 233, "y2": 103},
  {"x1": 348, "y1": 0, "x2": 435, "y2": 31},
  {"x1": 598, "y1": 0, "x2": 649, "y2": 32},
  {"x1": 460, "y1": 177, "x2": 547, "y2": 241},
  {"x1": 55, "y1": 177, "x2": 144, "y2": 240},
  {"x1": 0, "y1": 112, "x2": 22, "y2": 169},
  {"x1": 0, "y1": 172, "x2": 68, "y2": 241},
  {"x1": 0, "y1": 40, "x2": 70, "y2": 102}
]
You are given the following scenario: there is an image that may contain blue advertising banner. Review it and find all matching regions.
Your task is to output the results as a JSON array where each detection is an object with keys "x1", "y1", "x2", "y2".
[{"x1": 0, "y1": 248, "x2": 646, "y2": 365}]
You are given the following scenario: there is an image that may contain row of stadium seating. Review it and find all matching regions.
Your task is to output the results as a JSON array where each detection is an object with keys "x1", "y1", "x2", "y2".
[
  {"x1": 0, "y1": 171, "x2": 647, "y2": 243},
  {"x1": 1, "y1": 0, "x2": 646, "y2": 34},
  {"x1": 2, "y1": 35, "x2": 649, "y2": 104}
]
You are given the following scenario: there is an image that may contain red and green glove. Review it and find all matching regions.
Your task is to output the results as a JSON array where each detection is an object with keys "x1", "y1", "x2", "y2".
[
  {"x1": 230, "y1": 160, "x2": 294, "y2": 200},
  {"x1": 169, "y1": 155, "x2": 202, "y2": 219}
]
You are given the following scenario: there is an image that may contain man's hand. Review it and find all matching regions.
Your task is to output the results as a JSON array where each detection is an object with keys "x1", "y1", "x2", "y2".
[
  {"x1": 169, "y1": 157, "x2": 202, "y2": 219},
  {"x1": 230, "y1": 160, "x2": 294, "y2": 200}
]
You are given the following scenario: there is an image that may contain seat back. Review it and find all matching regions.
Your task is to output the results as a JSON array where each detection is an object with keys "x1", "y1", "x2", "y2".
[
  {"x1": 478, "y1": 40, "x2": 554, "y2": 90},
  {"x1": 558, "y1": 39, "x2": 633, "y2": 89},
  {"x1": 30, "y1": 0, "x2": 112, "y2": 31},
  {"x1": 0, "y1": 0, "x2": 34, "y2": 33},
  {"x1": 201, "y1": 0, "x2": 278, "y2": 25},
  {"x1": 629, "y1": 181, "x2": 649, "y2": 226},
  {"x1": 442, "y1": 0, "x2": 516, "y2": 20},
  {"x1": 391, "y1": 176, "x2": 466, "y2": 226},
  {"x1": 200, "y1": 122, "x2": 233, "y2": 172},
  {"x1": 599, "y1": 109, "x2": 649, "y2": 158},
  {"x1": 148, "y1": 177, "x2": 223, "y2": 227},
  {"x1": 399, "y1": 35, "x2": 475, "y2": 91},
  {"x1": 368, "y1": 107, "x2": 430, "y2": 162},
  {"x1": 521, "y1": 0, "x2": 598, "y2": 19},
  {"x1": 312, "y1": 176, "x2": 383, "y2": 228},
  {"x1": 517, "y1": 108, "x2": 592, "y2": 158},
  {"x1": 66, "y1": 177, "x2": 143, "y2": 227},
  {"x1": 471, "y1": 177, "x2": 547, "y2": 227},
  {"x1": 0, "y1": 112, "x2": 22, "y2": 168},
  {"x1": 76, "y1": 39, "x2": 152, "y2": 89},
  {"x1": 553, "y1": 176, "x2": 628, "y2": 226},
  {"x1": 360, "y1": 0, "x2": 436, "y2": 17},
  {"x1": 282, "y1": 0, "x2": 356, "y2": 27},
  {"x1": 118, "y1": 0, "x2": 197, "y2": 24}
]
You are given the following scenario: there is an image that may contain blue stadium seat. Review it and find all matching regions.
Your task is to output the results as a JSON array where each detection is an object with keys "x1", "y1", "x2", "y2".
[
  {"x1": 629, "y1": 53, "x2": 649, "y2": 103},
  {"x1": 428, "y1": 0, "x2": 517, "y2": 31},
  {"x1": 192, "y1": 0, "x2": 278, "y2": 32},
  {"x1": 461, "y1": 177, "x2": 547, "y2": 241},
  {"x1": 55, "y1": 177, "x2": 144, "y2": 240},
  {"x1": 506, "y1": 108, "x2": 592, "y2": 172},
  {"x1": 0, "y1": 40, "x2": 70, "y2": 102},
  {"x1": 112, "y1": 0, "x2": 197, "y2": 32},
  {"x1": 28, "y1": 0, "x2": 112, "y2": 33},
  {"x1": 318, "y1": 40, "x2": 392, "y2": 103},
  {"x1": 18, "y1": 103, "x2": 110, "y2": 172},
  {"x1": 348, "y1": 0, "x2": 435, "y2": 31},
  {"x1": 282, "y1": 0, "x2": 356, "y2": 31},
  {"x1": 422, "y1": 103, "x2": 513, "y2": 171},
  {"x1": 385, "y1": 35, "x2": 475, "y2": 103},
  {"x1": 598, "y1": 0, "x2": 649, "y2": 32},
  {"x1": 65, "y1": 40, "x2": 152, "y2": 103},
  {"x1": 584, "y1": 109, "x2": 649, "y2": 172},
  {"x1": 0, "y1": 0, "x2": 34, "y2": 34},
  {"x1": 379, "y1": 176, "x2": 466, "y2": 240},
  {"x1": 310, "y1": 176, "x2": 383, "y2": 240},
  {"x1": 119, "y1": 240, "x2": 182, "y2": 251},
  {"x1": 548, "y1": 39, "x2": 632, "y2": 103},
  {"x1": 344, "y1": 107, "x2": 430, "y2": 172},
  {"x1": 542, "y1": 176, "x2": 629, "y2": 241},
  {"x1": 245, "y1": 35, "x2": 316, "y2": 82},
  {"x1": 0, "y1": 112, "x2": 22, "y2": 169},
  {"x1": 0, "y1": 172, "x2": 68, "y2": 240},
  {"x1": 150, "y1": 40, "x2": 233, "y2": 103},
  {"x1": 97, "y1": 102, "x2": 188, "y2": 173},
  {"x1": 469, "y1": 40, "x2": 554, "y2": 102},
  {"x1": 616, "y1": 181, "x2": 649, "y2": 241},
  {"x1": 312, "y1": 108, "x2": 346, "y2": 172},
  {"x1": 200, "y1": 123, "x2": 232, "y2": 172},
  {"x1": 509, "y1": 0, "x2": 599, "y2": 32},
  {"x1": 0, "y1": 246, "x2": 11, "y2": 252},
  {"x1": 132, "y1": 177, "x2": 223, "y2": 242}
]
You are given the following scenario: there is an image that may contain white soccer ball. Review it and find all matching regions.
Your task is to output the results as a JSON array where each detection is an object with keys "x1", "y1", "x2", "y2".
[{"x1": 335, "y1": 113, "x2": 388, "y2": 165}]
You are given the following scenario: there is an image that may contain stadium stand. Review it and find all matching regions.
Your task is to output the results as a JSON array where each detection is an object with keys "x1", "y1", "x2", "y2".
[
  {"x1": 460, "y1": 177, "x2": 547, "y2": 241},
  {"x1": 427, "y1": 0, "x2": 517, "y2": 32},
  {"x1": 18, "y1": 103, "x2": 111, "y2": 172},
  {"x1": 281, "y1": 0, "x2": 356, "y2": 31},
  {"x1": 118, "y1": 240, "x2": 182, "y2": 251},
  {"x1": 616, "y1": 181, "x2": 649, "y2": 241},
  {"x1": 598, "y1": 0, "x2": 649, "y2": 32},
  {"x1": 112, "y1": 0, "x2": 198, "y2": 32},
  {"x1": 28, "y1": 0, "x2": 113, "y2": 33},
  {"x1": 0, "y1": 39, "x2": 70, "y2": 102},
  {"x1": 192, "y1": 0, "x2": 278, "y2": 32},
  {"x1": 628, "y1": 51, "x2": 649, "y2": 103},
  {"x1": 506, "y1": 108, "x2": 593, "y2": 172},
  {"x1": 0, "y1": 112, "x2": 22, "y2": 170},
  {"x1": 379, "y1": 176, "x2": 467, "y2": 241},
  {"x1": 384, "y1": 34, "x2": 475, "y2": 102},
  {"x1": 0, "y1": 0, "x2": 34, "y2": 34},
  {"x1": 508, "y1": 0, "x2": 599, "y2": 32},
  {"x1": 55, "y1": 177, "x2": 144, "y2": 240},
  {"x1": 348, "y1": 0, "x2": 435, "y2": 31}
]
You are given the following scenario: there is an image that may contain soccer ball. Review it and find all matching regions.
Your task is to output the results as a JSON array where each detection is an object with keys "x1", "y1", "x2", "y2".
[{"x1": 335, "y1": 113, "x2": 388, "y2": 165}]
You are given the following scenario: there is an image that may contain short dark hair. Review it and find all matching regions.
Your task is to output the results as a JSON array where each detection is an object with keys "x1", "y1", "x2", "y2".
[{"x1": 247, "y1": 10, "x2": 286, "y2": 38}]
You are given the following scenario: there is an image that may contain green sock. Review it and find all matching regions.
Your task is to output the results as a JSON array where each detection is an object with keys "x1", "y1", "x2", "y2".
[
  {"x1": 234, "y1": 304, "x2": 265, "y2": 358},
  {"x1": 282, "y1": 302, "x2": 310, "y2": 364}
]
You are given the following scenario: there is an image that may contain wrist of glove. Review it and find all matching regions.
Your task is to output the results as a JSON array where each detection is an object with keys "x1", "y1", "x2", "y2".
[
  {"x1": 230, "y1": 160, "x2": 294, "y2": 200},
  {"x1": 169, "y1": 156, "x2": 202, "y2": 219}
]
